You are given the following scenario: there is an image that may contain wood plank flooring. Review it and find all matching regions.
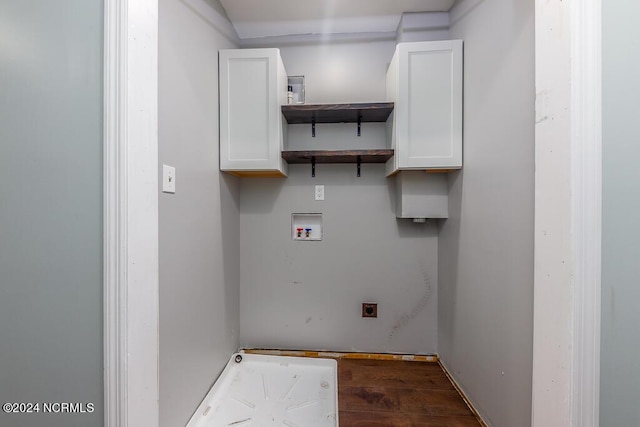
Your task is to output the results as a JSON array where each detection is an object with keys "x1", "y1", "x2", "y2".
[{"x1": 338, "y1": 359, "x2": 482, "y2": 426}]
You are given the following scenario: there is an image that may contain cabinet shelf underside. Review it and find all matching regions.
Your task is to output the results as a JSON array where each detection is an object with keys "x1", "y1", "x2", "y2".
[{"x1": 282, "y1": 149, "x2": 394, "y2": 164}]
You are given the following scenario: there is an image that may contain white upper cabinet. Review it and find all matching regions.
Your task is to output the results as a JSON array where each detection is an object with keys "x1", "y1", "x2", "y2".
[
  {"x1": 386, "y1": 40, "x2": 463, "y2": 175},
  {"x1": 219, "y1": 48, "x2": 288, "y2": 176}
]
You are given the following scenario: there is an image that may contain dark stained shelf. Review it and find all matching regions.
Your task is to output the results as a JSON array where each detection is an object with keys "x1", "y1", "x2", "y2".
[
  {"x1": 282, "y1": 149, "x2": 394, "y2": 164},
  {"x1": 281, "y1": 103, "x2": 394, "y2": 124}
]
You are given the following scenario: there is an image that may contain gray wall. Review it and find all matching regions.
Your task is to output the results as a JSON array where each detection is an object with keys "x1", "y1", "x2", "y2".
[
  {"x1": 438, "y1": 1, "x2": 534, "y2": 426},
  {"x1": 0, "y1": 1, "x2": 104, "y2": 426},
  {"x1": 240, "y1": 165, "x2": 439, "y2": 353},
  {"x1": 278, "y1": 40, "x2": 396, "y2": 104},
  {"x1": 239, "y1": 40, "x2": 441, "y2": 354},
  {"x1": 600, "y1": 1, "x2": 640, "y2": 425},
  {"x1": 158, "y1": 0, "x2": 239, "y2": 425}
]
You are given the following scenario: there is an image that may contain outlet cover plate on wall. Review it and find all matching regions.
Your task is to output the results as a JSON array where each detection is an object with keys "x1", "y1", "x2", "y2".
[
  {"x1": 315, "y1": 185, "x2": 325, "y2": 201},
  {"x1": 163, "y1": 164, "x2": 175, "y2": 193},
  {"x1": 362, "y1": 303, "x2": 378, "y2": 318}
]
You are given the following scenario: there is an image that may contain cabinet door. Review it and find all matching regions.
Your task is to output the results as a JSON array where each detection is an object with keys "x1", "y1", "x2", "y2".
[
  {"x1": 219, "y1": 49, "x2": 287, "y2": 176},
  {"x1": 397, "y1": 40, "x2": 463, "y2": 170}
]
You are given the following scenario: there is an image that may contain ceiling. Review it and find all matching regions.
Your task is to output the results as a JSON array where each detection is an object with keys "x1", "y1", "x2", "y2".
[{"x1": 218, "y1": 0, "x2": 456, "y2": 39}]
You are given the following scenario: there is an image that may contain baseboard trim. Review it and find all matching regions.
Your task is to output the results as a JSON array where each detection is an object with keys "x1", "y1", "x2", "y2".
[
  {"x1": 242, "y1": 348, "x2": 439, "y2": 363},
  {"x1": 439, "y1": 361, "x2": 489, "y2": 427}
]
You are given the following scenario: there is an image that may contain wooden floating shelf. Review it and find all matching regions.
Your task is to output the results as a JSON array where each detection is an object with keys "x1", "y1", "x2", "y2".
[
  {"x1": 282, "y1": 149, "x2": 394, "y2": 177},
  {"x1": 281, "y1": 103, "x2": 394, "y2": 124},
  {"x1": 282, "y1": 149, "x2": 394, "y2": 164}
]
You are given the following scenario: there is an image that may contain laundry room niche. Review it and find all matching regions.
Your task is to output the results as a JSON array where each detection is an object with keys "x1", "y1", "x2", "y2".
[{"x1": 235, "y1": 38, "x2": 449, "y2": 355}]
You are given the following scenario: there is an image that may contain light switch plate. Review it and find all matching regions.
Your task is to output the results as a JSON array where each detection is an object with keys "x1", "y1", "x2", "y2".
[{"x1": 163, "y1": 164, "x2": 175, "y2": 193}]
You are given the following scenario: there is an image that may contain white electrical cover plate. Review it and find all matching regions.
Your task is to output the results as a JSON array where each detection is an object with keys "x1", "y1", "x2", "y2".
[
  {"x1": 187, "y1": 353, "x2": 338, "y2": 427},
  {"x1": 162, "y1": 164, "x2": 175, "y2": 193}
]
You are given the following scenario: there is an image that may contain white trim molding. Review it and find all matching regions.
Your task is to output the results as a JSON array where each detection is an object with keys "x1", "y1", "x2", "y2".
[
  {"x1": 533, "y1": 0, "x2": 601, "y2": 426},
  {"x1": 104, "y1": 0, "x2": 159, "y2": 426},
  {"x1": 104, "y1": 0, "x2": 127, "y2": 424},
  {"x1": 570, "y1": 0, "x2": 602, "y2": 425}
]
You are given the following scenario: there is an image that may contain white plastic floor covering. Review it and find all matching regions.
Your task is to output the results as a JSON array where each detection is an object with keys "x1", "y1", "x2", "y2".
[{"x1": 187, "y1": 353, "x2": 339, "y2": 427}]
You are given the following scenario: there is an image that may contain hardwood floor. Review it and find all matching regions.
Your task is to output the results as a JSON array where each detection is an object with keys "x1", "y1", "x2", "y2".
[{"x1": 338, "y1": 359, "x2": 482, "y2": 427}]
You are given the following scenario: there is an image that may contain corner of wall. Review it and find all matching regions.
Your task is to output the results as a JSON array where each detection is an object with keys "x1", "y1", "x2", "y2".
[
  {"x1": 180, "y1": 0, "x2": 240, "y2": 44},
  {"x1": 439, "y1": 0, "x2": 535, "y2": 425},
  {"x1": 158, "y1": 0, "x2": 240, "y2": 425},
  {"x1": 396, "y1": 11, "x2": 451, "y2": 43}
]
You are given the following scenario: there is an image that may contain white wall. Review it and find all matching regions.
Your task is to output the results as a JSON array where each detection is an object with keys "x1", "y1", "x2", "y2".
[
  {"x1": 600, "y1": 0, "x2": 640, "y2": 425},
  {"x1": 158, "y1": 1, "x2": 239, "y2": 425},
  {"x1": 239, "y1": 39, "x2": 442, "y2": 354},
  {"x1": 0, "y1": 1, "x2": 103, "y2": 426},
  {"x1": 438, "y1": 0, "x2": 535, "y2": 426}
]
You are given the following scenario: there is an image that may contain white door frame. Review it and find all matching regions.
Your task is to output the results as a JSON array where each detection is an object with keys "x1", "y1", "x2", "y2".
[
  {"x1": 101, "y1": 0, "x2": 603, "y2": 425},
  {"x1": 533, "y1": 0, "x2": 601, "y2": 426},
  {"x1": 104, "y1": 0, "x2": 159, "y2": 426}
]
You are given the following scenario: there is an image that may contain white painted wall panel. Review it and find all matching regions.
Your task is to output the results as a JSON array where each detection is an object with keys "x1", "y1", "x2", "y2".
[
  {"x1": 407, "y1": 50, "x2": 453, "y2": 159},
  {"x1": 227, "y1": 58, "x2": 270, "y2": 160}
]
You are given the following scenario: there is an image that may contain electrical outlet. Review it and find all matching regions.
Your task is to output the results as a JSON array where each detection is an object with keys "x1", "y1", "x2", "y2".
[
  {"x1": 362, "y1": 303, "x2": 378, "y2": 318},
  {"x1": 315, "y1": 185, "x2": 325, "y2": 201}
]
